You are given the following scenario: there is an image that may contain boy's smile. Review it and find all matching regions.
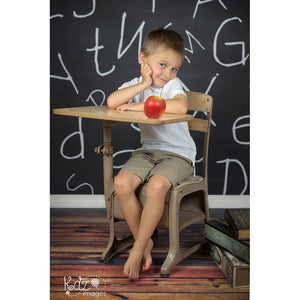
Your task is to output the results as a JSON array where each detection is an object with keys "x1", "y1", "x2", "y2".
[{"x1": 141, "y1": 47, "x2": 184, "y2": 88}]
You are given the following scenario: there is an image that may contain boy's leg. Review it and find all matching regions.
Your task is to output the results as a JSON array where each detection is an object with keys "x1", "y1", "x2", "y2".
[
  {"x1": 114, "y1": 170, "x2": 155, "y2": 279},
  {"x1": 124, "y1": 174, "x2": 172, "y2": 280},
  {"x1": 114, "y1": 170, "x2": 143, "y2": 240}
]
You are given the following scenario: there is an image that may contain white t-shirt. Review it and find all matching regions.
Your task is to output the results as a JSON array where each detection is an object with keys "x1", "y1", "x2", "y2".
[{"x1": 118, "y1": 77, "x2": 196, "y2": 164}]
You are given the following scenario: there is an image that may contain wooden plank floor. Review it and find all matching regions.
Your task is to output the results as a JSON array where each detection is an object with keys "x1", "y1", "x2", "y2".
[{"x1": 50, "y1": 208, "x2": 249, "y2": 300}]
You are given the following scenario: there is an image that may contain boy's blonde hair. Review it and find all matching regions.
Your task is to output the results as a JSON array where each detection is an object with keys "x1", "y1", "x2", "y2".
[{"x1": 141, "y1": 28, "x2": 185, "y2": 59}]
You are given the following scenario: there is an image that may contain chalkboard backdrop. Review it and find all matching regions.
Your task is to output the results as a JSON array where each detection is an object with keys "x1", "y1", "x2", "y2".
[{"x1": 50, "y1": 0, "x2": 249, "y2": 195}]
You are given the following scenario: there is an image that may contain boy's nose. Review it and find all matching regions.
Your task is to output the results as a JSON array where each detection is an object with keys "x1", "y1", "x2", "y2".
[{"x1": 163, "y1": 68, "x2": 172, "y2": 78}]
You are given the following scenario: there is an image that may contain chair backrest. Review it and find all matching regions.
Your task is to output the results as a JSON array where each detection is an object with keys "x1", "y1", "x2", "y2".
[{"x1": 186, "y1": 91, "x2": 213, "y2": 179}]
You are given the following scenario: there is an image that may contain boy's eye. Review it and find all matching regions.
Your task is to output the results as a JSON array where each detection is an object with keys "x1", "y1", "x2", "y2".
[{"x1": 159, "y1": 63, "x2": 179, "y2": 73}]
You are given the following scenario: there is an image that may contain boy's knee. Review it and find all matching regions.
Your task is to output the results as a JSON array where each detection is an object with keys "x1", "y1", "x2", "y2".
[
  {"x1": 114, "y1": 174, "x2": 128, "y2": 193},
  {"x1": 114, "y1": 171, "x2": 141, "y2": 194},
  {"x1": 147, "y1": 175, "x2": 171, "y2": 197}
]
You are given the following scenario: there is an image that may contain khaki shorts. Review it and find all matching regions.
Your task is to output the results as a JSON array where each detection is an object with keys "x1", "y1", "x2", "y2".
[{"x1": 120, "y1": 150, "x2": 194, "y2": 186}]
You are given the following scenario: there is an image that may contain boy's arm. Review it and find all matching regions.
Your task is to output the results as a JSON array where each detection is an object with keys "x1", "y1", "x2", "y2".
[
  {"x1": 117, "y1": 93, "x2": 188, "y2": 113},
  {"x1": 107, "y1": 81, "x2": 149, "y2": 109},
  {"x1": 165, "y1": 94, "x2": 188, "y2": 114},
  {"x1": 107, "y1": 63, "x2": 152, "y2": 109}
]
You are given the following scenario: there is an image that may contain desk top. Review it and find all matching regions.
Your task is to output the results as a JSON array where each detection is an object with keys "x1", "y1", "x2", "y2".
[{"x1": 53, "y1": 105, "x2": 193, "y2": 125}]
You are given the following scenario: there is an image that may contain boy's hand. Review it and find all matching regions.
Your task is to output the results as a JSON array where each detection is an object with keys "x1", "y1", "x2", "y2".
[
  {"x1": 141, "y1": 63, "x2": 153, "y2": 87},
  {"x1": 107, "y1": 63, "x2": 152, "y2": 109},
  {"x1": 116, "y1": 102, "x2": 144, "y2": 112}
]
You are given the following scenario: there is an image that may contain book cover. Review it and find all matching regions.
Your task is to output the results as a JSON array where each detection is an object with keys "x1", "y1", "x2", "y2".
[
  {"x1": 224, "y1": 209, "x2": 250, "y2": 240},
  {"x1": 205, "y1": 220, "x2": 250, "y2": 264},
  {"x1": 209, "y1": 242, "x2": 250, "y2": 288}
]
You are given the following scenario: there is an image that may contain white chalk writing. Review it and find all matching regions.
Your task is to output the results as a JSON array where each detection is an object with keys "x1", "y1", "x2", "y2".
[
  {"x1": 60, "y1": 117, "x2": 84, "y2": 160},
  {"x1": 50, "y1": 53, "x2": 79, "y2": 94},
  {"x1": 117, "y1": 12, "x2": 145, "y2": 62},
  {"x1": 193, "y1": 0, "x2": 227, "y2": 19},
  {"x1": 232, "y1": 115, "x2": 250, "y2": 145},
  {"x1": 86, "y1": 28, "x2": 116, "y2": 76},
  {"x1": 66, "y1": 173, "x2": 94, "y2": 194},
  {"x1": 164, "y1": 22, "x2": 172, "y2": 29},
  {"x1": 184, "y1": 30, "x2": 205, "y2": 63},
  {"x1": 50, "y1": 14, "x2": 63, "y2": 19},
  {"x1": 179, "y1": 75, "x2": 217, "y2": 127},
  {"x1": 113, "y1": 149, "x2": 135, "y2": 169},
  {"x1": 130, "y1": 123, "x2": 140, "y2": 132},
  {"x1": 85, "y1": 89, "x2": 106, "y2": 106},
  {"x1": 73, "y1": 0, "x2": 96, "y2": 18},
  {"x1": 216, "y1": 158, "x2": 248, "y2": 195},
  {"x1": 152, "y1": 0, "x2": 156, "y2": 13},
  {"x1": 213, "y1": 17, "x2": 249, "y2": 67}
]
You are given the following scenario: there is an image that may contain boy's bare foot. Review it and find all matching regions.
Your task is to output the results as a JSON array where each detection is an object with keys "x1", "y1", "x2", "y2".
[
  {"x1": 123, "y1": 239, "x2": 154, "y2": 280},
  {"x1": 123, "y1": 247, "x2": 144, "y2": 280},
  {"x1": 141, "y1": 239, "x2": 153, "y2": 272}
]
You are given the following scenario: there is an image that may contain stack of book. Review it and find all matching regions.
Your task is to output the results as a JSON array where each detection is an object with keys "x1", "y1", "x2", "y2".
[{"x1": 205, "y1": 208, "x2": 250, "y2": 288}]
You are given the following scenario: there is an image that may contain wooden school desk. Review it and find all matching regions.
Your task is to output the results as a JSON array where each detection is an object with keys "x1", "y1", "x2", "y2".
[{"x1": 53, "y1": 105, "x2": 193, "y2": 211}]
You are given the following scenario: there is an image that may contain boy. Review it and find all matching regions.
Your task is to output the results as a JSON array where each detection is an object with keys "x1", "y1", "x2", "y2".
[{"x1": 107, "y1": 28, "x2": 196, "y2": 280}]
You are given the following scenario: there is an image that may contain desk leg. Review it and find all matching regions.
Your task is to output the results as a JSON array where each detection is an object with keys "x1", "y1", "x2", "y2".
[
  {"x1": 95, "y1": 121, "x2": 114, "y2": 215},
  {"x1": 102, "y1": 121, "x2": 114, "y2": 207},
  {"x1": 95, "y1": 121, "x2": 134, "y2": 262}
]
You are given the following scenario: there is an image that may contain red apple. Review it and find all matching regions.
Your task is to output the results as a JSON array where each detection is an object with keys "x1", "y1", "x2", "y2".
[{"x1": 144, "y1": 96, "x2": 166, "y2": 118}]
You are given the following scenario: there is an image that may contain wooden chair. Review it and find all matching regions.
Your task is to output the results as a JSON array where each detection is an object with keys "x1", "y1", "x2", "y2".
[{"x1": 100, "y1": 91, "x2": 213, "y2": 277}]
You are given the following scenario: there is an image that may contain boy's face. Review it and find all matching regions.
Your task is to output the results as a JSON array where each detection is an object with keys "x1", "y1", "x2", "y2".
[{"x1": 140, "y1": 47, "x2": 184, "y2": 88}]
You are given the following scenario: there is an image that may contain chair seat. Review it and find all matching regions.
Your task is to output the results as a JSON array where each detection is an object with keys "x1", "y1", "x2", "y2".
[{"x1": 173, "y1": 175, "x2": 204, "y2": 190}]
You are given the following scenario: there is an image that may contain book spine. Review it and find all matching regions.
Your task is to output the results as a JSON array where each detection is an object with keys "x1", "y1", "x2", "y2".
[
  {"x1": 224, "y1": 210, "x2": 239, "y2": 239},
  {"x1": 224, "y1": 209, "x2": 250, "y2": 240},
  {"x1": 205, "y1": 223, "x2": 250, "y2": 264},
  {"x1": 209, "y1": 243, "x2": 250, "y2": 288},
  {"x1": 224, "y1": 250, "x2": 250, "y2": 288},
  {"x1": 209, "y1": 243, "x2": 233, "y2": 280}
]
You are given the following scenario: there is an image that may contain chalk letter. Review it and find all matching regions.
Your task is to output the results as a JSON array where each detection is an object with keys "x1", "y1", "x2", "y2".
[
  {"x1": 178, "y1": 76, "x2": 217, "y2": 127},
  {"x1": 86, "y1": 28, "x2": 116, "y2": 76},
  {"x1": 113, "y1": 149, "x2": 135, "y2": 169},
  {"x1": 152, "y1": 0, "x2": 156, "y2": 13},
  {"x1": 184, "y1": 30, "x2": 205, "y2": 63},
  {"x1": 85, "y1": 89, "x2": 106, "y2": 106},
  {"x1": 60, "y1": 117, "x2": 84, "y2": 159},
  {"x1": 193, "y1": 0, "x2": 227, "y2": 19},
  {"x1": 50, "y1": 14, "x2": 63, "y2": 20},
  {"x1": 216, "y1": 158, "x2": 248, "y2": 195},
  {"x1": 66, "y1": 173, "x2": 94, "y2": 194},
  {"x1": 213, "y1": 17, "x2": 249, "y2": 67},
  {"x1": 50, "y1": 53, "x2": 79, "y2": 94},
  {"x1": 117, "y1": 12, "x2": 145, "y2": 62},
  {"x1": 232, "y1": 115, "x2": 250, "y2": 145},
  {"x1": 73, "y1": 0, "x2": 96, "y2": 18}
]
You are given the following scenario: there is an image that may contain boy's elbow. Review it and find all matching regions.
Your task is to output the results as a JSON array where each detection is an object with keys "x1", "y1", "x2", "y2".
[
  {"x1": 178, "y1": 102, "x2": 188, "y2": 114},
  {"x1": 174, "y1": 106, "x2": 187, "y2": 114},
  {"x1": 107, "y1": 96, "x2": 116, "y2": 109},
  {"x1": 167, "y1": 105, "x2": 187, "y2": 114},
  {"x1": 173, "y1": 95, "x2": 188, "y2": 114},
  {"x1": 107, "y1": 102, "x2": 114, "y2": 109},
  {"x1": 180, "y1": 105, "x2": 188, "y2": 114}
]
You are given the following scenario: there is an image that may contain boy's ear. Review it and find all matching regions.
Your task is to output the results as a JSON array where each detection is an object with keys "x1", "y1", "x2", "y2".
[{"x1": 139, "y1": 52, "x2": 146, "y2": 63}]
